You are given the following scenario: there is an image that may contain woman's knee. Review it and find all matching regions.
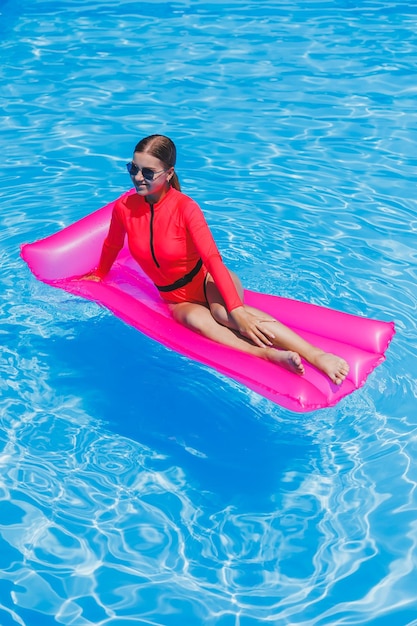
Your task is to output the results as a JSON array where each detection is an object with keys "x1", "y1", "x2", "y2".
[{"x1": 172, "y1": 304, "x2": 206, "y2": 332}]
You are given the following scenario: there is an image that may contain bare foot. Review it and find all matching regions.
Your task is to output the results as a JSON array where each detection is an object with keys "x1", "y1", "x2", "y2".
[
  {"x1": 266, "y1": 348, "x2": 305, "y2": 375},
  {"x1": 312, "y1": 351, "x2": 349, "y2": 385}
]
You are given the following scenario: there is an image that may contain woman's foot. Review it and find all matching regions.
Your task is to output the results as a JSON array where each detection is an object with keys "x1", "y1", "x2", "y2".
[
  {"x1": 311, "y1": 351, "x2": 349, "y2": 385},
  {"x1": 266, "y1": 348, "x2": 305, "y2": 375}
]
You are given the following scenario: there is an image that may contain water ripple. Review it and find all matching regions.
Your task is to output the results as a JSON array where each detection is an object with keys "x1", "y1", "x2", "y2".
[{"x1": 1, "y1": 0, "x2": 417, "y2": 624}]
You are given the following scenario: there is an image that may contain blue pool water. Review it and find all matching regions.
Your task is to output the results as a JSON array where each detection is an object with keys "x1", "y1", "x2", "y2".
[{"x1": 1, "y1": 0, "x2": 417, "y2": 624}]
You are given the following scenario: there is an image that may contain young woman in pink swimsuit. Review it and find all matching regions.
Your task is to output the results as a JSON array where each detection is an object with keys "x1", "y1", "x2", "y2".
[{"x1": 84, "y1": 134, "x2": 349, "y2": 384}]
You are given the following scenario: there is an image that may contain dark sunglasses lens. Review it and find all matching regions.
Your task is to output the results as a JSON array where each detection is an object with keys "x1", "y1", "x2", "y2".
[
  {"x1": 141, "y1": 168, "x2": 155, "y2": 180},
  {"x1": 126, "y1": 163, "x2": 155, "y2": 180},
  {"x1": 126, "y1": 162, "x2": 139, "y2": 176}
]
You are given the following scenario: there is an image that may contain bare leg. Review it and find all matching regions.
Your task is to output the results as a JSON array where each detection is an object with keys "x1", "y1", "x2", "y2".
[
  {"x1": 237, "y1": 304, "x2": 349, "y2": 384},
  {"x1": 170, "y1": 302, "x2": 305, "y2": 375},
  {"x1": 206, "y1": 273, "x2": 350, "y2": 385}
]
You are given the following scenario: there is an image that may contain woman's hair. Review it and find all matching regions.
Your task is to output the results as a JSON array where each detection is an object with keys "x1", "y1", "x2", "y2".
[{"x1": 134, "y1": 134, "x2": 181, "y2": 191}]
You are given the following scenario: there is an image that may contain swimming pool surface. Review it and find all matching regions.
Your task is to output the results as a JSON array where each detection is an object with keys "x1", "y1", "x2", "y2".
[{"x1": 1, "y1": 1, "x2": 417, "y2": 624}]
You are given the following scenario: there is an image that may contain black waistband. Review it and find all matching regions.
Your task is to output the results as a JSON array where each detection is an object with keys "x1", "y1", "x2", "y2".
[{"x1": 155, "y1": 258, "x2": 203, "y2": 292}]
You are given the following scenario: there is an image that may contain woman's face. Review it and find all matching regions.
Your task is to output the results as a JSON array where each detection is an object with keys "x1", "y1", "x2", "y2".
[{"x1": 128, "y1": 151, "x2": 172, "y2": 199}]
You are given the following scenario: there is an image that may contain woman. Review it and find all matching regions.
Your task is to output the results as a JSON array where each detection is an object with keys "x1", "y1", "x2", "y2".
[{"x1": 84, "y1": 134, "x2": 349, "y2": 384}]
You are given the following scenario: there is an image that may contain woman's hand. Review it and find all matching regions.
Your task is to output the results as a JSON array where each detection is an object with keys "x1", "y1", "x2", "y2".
[
  {"x1": 79, "y1": 270, "x2": 102, "y2": 282},
  {"x1": 230, "y1": 306, "x2": 275, "y2": 348}
]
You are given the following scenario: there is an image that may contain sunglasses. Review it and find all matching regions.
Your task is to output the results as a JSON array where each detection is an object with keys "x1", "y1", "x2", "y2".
[{"x1": 126, "y1": 162, "x2": 167, "y2": 181}]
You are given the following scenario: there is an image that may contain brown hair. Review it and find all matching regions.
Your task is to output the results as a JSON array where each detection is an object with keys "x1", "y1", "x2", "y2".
[{"x1": 134, "y1": 134, "x2": 181, "y2": 191}]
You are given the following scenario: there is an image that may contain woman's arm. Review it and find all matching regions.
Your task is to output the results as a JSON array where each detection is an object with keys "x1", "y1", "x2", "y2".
[{"x1": 183, "y1": 200, "x2": 243, "y2": 312}]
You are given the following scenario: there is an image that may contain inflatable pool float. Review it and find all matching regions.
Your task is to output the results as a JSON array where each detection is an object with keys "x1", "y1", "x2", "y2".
[{"x1": 21, "y1": 191, "x2": 395, "y2": 413}]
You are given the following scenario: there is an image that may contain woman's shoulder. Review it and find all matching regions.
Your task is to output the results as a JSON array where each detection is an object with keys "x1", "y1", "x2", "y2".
[
  {"x1": 170, "y1": 187, "x2": 201, "y2": 212},
  {"x1": 113, "y1": 189, "x2": 132, "y2": 208},
  {"x1": 114, "y1": 189, "x2": 145, "y2": 214}
]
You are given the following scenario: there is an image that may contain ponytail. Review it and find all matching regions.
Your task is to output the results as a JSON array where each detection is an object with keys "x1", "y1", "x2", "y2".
[{"x1": 170, "y1": 170, "x2": 181, "y2": 191}]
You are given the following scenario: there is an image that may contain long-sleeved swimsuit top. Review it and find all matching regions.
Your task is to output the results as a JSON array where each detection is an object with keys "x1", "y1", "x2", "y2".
[{"x1": 97, "y1": 187, "x2": 243, "y2": 313}]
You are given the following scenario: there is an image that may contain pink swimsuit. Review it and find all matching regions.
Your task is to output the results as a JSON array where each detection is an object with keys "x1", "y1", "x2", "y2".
[{"x1": 97, "y1": 187, "x2": 243, "y2": 312}]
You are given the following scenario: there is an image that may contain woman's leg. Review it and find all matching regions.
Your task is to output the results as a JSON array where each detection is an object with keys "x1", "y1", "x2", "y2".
[
  {"x1": 170, "y1": 302, "x2": 305, "y2": 374},
  {"x1": 205, "y1": 272, "x2": 350, "y2": 385}
]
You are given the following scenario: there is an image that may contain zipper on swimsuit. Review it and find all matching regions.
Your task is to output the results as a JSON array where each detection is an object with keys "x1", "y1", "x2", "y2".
[{"x1": 149, "y1": 203, "x2": 160, "y2": 268}]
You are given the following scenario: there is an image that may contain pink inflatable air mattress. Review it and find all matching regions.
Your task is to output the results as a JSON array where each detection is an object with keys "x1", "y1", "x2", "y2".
[{"x1": 21, "y1": 192, "x2": 395, "y2": 412}]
